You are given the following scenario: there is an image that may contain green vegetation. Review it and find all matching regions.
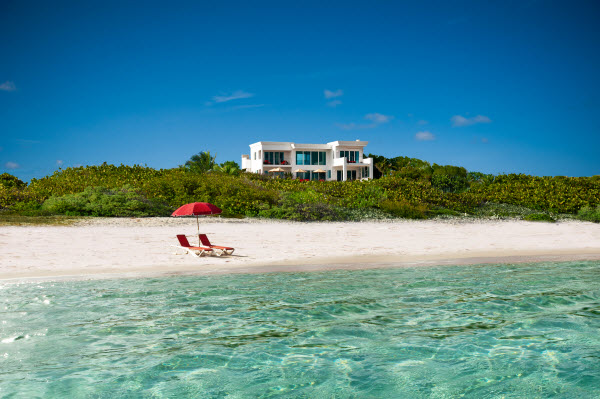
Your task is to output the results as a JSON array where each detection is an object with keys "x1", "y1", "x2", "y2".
[
  {"x1": 577, "y1": 205, "x2": 600, "y2": 223},
  {"x1": 522, "y1": 213, "x2": 556, "y2": 222},
  {"x1": 1, "y1": 152, "x2": 599, "y2": 222}
]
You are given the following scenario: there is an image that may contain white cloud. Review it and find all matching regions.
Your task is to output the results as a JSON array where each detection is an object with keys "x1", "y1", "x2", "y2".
[
  {"x1": 4, "y1": 161, "x2": 19, "y2": 169},
  {"x1": 365, "y1": 113, "x2": 393, "y2": 124},
  {"x1": 56, "y1": 160, "x2": 64, "y2": 166},
  {"x1": 417, "y1": 120, "x2": 429, "y2": 125},
  {"x1": 415, "y1": 131, "x2": 435, "y2": 141},
  {"x1": 337, "y1": 112, "x2": 393, "y2": 130},
  {"x1": 0, "y1": 81, "x2": 16, "y2": 91},
  {"x1": 327, "y1": 100, "x2": 342, "y2": 107},
  {"x1": 324, "y1": 89, "x2": 343, "y2": 99},
  {"x1": 210, "y1": 90, "x2": 254, "y2": 104},
  {"x1": 451, "y1": 114, "x2": 492, "y2": 127}
]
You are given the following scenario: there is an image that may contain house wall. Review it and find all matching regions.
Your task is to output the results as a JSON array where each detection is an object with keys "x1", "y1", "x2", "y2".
[{"x1": 242, "y1": 141, "x2": 373, "y2": 180}]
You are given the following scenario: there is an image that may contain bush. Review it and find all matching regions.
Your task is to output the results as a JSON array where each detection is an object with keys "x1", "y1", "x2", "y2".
[
  {"x1": 41, "y1": 186, "x2": 172, "y2": 217},
  {"x1": 258, "y1": 202, "x2": 344, "y2": 221},
  {"x1": 577, "y1": 205, "x2": 600, "y2": 223},
  {"x1": 522, "y1": 213, "x2": 555, "y2": 222},
  {"x1": 0, "y1": 173, "x2": 26, "y2": 189},
  {"x1": 379, "y1": 199, "x2": 428, "y2": 219}
]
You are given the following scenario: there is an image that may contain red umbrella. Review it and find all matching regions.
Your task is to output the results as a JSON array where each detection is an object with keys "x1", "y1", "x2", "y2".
[{"x1": 171, "y1": 202, "x2": 222, "y2": 235}]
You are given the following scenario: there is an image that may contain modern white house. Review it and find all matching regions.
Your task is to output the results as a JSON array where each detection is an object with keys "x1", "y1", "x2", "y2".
[{"x1": 241, "y1": 140, "x2": 374, "y2": 181}]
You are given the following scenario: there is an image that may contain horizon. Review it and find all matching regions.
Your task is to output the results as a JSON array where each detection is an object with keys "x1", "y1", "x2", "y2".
[{"x1": 1, "y1": 1, "x2": 600, "y2": 181}]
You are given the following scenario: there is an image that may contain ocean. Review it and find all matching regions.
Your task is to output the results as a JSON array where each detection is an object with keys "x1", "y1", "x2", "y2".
[{"x1": 1, "y1": 261, "x2": 599, "y2": 398}]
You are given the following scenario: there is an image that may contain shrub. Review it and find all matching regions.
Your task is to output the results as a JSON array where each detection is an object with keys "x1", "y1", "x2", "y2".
[
  {"x1": 522, "y1": 213, "x2": 555, "y2": 222},
  {"x1": 0, "y1": 173, "x2": 26, "y2": 189},
  {"x1": 577, "y1": 205, "x2": 600, "y2": 223},
  {"x1": 258, "y1": 202, "x2": 344, "y2": 221},
  {"x1": 41, "y1": 186, "x2": 172, "y2": 217},
  {"x1": 379, "y1": 199, "x2": 428, "y2": 219}
]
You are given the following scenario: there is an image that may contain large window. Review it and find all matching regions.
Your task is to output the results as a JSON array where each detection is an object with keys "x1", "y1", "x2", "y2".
[
  {"x1": 296, "y1": 151, "x2": 326, "y2": 166},
  {"x1": 339, "y1": 150, "x2": 360, "y2": 163},
  {"x1": 264, "y1": 151, "x2": 284, "y2": 165}
]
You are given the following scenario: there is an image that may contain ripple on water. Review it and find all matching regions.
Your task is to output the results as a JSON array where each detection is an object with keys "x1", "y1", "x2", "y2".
[{"x1": 0, "y1": 260, "x2": 599, "y2": 398}]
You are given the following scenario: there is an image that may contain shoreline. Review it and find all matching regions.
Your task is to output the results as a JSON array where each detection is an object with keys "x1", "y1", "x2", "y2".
[
  {"x1": 3, "y1": 251, "x2": 600, "y2": 284},
  {"x1": 2, "y1": 218, "x2": 599, "y2": 283}
]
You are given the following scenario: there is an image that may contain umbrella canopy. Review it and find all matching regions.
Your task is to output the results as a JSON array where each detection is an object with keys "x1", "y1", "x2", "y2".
[
  {"x1": 172, "y1": 202, "x2": 222, "y2": 216},
  {"x1": 294, "y1": 168, "x2": 307, "y2": 173},
  {"x1": 313, "y1": 169, "x2": 326, "y2": 173},
  {"x1": 172, "y1": 202, "x2": 222, "y2": 236},
  {"x1": 269, "y1": 167, "x2": 285, "y2": 172}
]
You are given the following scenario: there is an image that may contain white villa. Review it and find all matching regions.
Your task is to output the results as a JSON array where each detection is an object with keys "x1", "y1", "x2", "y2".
[{"x1": 241, "y1": 140, "x2": 373, "y2": 181}]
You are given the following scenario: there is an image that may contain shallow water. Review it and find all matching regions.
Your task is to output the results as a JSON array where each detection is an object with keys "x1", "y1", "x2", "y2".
[{"x1": 1, "y1": 261, "x2": 599, "y2": 398}]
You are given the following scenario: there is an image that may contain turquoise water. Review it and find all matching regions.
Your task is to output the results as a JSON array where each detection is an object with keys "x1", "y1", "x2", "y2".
[{"x1": 1, "y1": 262, "x2": 599, "y2": 398}]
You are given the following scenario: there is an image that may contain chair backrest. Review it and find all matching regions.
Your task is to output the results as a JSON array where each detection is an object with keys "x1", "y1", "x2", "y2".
[
  {"x1": 199, "y1": 234, "x2": 212, "y2": 247},
  {"x1": 176, "y1": 234, "x2": 191, "y2": 247}
]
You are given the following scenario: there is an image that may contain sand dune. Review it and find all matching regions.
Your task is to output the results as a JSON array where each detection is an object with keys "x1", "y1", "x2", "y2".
[{"x1": 1, "y1": 218, "x2": 599, "y2": 281}]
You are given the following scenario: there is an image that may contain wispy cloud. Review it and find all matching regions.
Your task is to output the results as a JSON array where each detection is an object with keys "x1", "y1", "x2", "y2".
[
  {"x1": 0, "y1": 81, "x2": 16, "y2": 91},
  {"x1": 208, "y1": 90, "x2": 254, "y2": 105},
  {"x1": 451, "y1": 114, "x2": 492, "y2": 127},
  {"x1": 415, "y1": 131, "x2": 435, "y2": 141},
  {"x1": 365, "y1": 113, "x2": 393, "y2": 124},
  {"x1": 337, "y1": 113, "x2": 393, "y2": 130},
  {"x1": 324, "y1": 89, "x2": 343, "y2": 99},
  {"x1": 4, "y1": 161, "x2": 19, "y2": 169},
  {"x1": 327, "y1": 100, "x2": 342, "y2": 108},
  {"x1": 17, "y1": 139, "x2": 41, "y2": 145},
  {"x1": 230, "y1": 104, "x2": 265, "y2": 110},
  {"x1": 56, "y1": 160, "x2": 64, "y2": 167},
  {"x1": 417, "y1": 120, "x2": 429, "y2": 125}
]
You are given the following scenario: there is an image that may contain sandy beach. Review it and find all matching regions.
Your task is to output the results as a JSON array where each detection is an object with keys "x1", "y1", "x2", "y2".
[{"x1": 1, "y1": 217, "x2": 599, "y2": 281}]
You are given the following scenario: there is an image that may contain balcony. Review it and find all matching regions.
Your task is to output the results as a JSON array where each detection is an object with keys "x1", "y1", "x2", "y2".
[{"x1": 263, "y1": 160, "x2": 291, "y2": 166}]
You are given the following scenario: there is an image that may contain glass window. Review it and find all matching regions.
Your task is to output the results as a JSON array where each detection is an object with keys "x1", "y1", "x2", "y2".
[
  {"x1": 296, "y1": 151, "x2": 303, "y2": 165},
  {"x1": 319, "y1": 152, "x2": 326, "y2": 165},
  {"x1": 254, "y1": 152, "x2": 256, "y2": 160},
  {"x1": 327, "y1": 170, "x2": 331, "y2": 179},
  {"x1": 258, "y1": 150, "x2": 261, "y2": 159},
  {"x1": 304, "y1": 152, "x2": 311, "y2": 165},
  {"x1": 310, "y1": 152, "x2": 317, "y2": 165}
]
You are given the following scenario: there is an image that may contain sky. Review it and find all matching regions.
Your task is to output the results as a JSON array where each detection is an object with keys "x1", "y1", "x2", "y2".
[{"x1": 1, "y1": 0, "x2": 599, "y2": 181}]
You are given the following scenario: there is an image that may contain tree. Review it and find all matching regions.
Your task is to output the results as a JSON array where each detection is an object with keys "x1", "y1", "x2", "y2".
[
  {"x1": 185, "y1": 151, "x2": 217, "y2": 173},
  {"x1": 214, "y1": 160, "x2": 241, "y2": 176}
]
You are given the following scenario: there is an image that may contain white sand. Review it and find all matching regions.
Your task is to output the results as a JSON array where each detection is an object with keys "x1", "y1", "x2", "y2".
[{"x1": 1, "y1": 218, "x2": 600, "y2": 281}]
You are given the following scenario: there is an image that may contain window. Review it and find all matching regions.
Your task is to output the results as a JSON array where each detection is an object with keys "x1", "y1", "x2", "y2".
[
  {"x1": 339, "y1": 151, "x2": 360, "y2": 163},
  {"x1": 296, "y1": 151, "x2": 326, "y2": 166},
  {"x1": 264, "y1": 151, "x2": 285, "y2": 165},
  {"x1": 311, "y1": 151, "x2": 318, "y2": 165},
  {"x1": 258, "y1": 150, "x2": 261, "y2": 159},
  {"x1": 254, "y1": 152, "x2": 256, "y2": 160},
  {"x1": 327, "y1": 170, "x2": 331, "y2": 179}
]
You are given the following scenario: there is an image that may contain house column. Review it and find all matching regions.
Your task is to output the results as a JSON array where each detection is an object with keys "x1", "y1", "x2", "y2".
[
  {"x1": 369, "y1": 165, "x2": 373, "y2": 179},
  {"x1": 342, "y1": 161, "x2": 347, "y2": 181}
]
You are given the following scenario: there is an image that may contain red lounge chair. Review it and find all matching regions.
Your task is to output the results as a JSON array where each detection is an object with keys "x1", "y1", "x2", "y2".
[
  {"x1": 174, "y1": 234, "x2": 213, "y2": 257},
  {"x1": 199, "y1": 234, "x2": 235, "y2": 256}
]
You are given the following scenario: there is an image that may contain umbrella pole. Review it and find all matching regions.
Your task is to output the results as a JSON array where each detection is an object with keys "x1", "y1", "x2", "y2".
[{"x1": 196, "y1": 215, "x2": 200, "y2": 244}]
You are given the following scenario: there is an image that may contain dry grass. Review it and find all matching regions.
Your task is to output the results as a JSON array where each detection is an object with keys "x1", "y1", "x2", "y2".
[{"x1": 0, "y1": 214, "x2": 82, "y2": 226}]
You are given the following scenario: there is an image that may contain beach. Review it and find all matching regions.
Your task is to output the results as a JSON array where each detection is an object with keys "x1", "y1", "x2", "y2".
[{"x1": 1, "y1": 217, "x2": 599, "y2": 281}]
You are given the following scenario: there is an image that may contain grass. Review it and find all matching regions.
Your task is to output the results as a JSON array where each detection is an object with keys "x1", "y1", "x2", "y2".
[{"x1": 0, "y1": 213, "x2": 82, "y2": 226}]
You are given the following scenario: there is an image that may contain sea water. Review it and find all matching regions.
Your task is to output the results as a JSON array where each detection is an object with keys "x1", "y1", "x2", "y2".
[{"x1": 1, "y1": 261, "x2": 599, "y2": 398}]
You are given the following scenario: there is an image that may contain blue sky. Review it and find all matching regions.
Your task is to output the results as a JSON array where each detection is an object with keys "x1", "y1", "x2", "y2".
[{"x1": 1, "y1": 0, "x2": 599, "y2": 181}]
